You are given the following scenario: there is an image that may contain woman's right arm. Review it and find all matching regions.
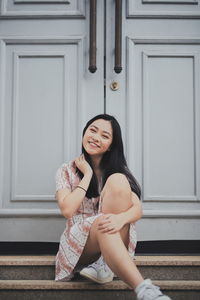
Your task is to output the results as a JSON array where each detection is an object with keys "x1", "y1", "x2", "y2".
[{"x1": 55, "y1": 154, "x2": 93, "y2": 218}]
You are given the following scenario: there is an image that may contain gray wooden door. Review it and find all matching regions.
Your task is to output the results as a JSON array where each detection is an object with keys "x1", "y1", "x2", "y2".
[
  {"x1": 0, "y1": 0, "x2": 199, "y2": 242},
  {"x1": 0, "y1": 1, "x2": 104, "y2": 241},
  {"x1": 106, "y1": 1, "x2": 200, "y2": 241}
]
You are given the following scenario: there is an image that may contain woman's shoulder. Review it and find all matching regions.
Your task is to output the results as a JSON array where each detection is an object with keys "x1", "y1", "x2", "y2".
[
  {"x1": 55, "y1": 158, "x2": 80, "y2": 191},
  {"x1": 58, "y1": 159, "x2": 77, "y2": 174},
  {"x1": 68, "y1": 159, "x2": 77, "y2": 174}
]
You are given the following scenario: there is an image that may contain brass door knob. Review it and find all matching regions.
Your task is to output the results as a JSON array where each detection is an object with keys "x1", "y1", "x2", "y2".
[{"x1": 110, "y1": 81, "x2": 119, "y2": 91}]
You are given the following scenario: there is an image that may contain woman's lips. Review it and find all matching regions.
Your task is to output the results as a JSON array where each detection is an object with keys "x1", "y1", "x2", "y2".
[{"x1": 88, "y1": 141, "x2": 100, "y2": 148}]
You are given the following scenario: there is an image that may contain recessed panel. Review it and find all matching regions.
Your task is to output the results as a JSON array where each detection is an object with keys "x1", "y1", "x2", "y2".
[
  {"x1": 143, "y1": 54, "x2": 196, "y2": 200},
  {"x1": 142, "y1": 0, "x2": 197, "y2": 3},
  {"x1": 127, "y1": 0, "x2": 200, "y2": 17},
  {"x1": 14, "y1": 0, "x2": 70, "y2": 3},
  {"x1": 1, "y1": 0, "x2": 85, "y2": 17},
  {"x1": 14, "y1": 55, "x2": 64, "y2": 198},
  {"x1": 3, "y1": 41, "x2": 79, "y2": 208}
]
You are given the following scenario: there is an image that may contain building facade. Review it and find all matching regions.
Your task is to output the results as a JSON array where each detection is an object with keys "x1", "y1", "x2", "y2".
[{"x1": 0, "y1": 0, "x2": 200, "y2": 243}]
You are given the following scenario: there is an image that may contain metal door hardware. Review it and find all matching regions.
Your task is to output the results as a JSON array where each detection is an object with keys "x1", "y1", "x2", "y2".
[{"x1": 110, "y1": 81, "x2": 119, "y2": 91}]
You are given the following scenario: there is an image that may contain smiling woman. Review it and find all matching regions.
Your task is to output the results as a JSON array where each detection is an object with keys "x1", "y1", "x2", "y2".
[
  {"x1": 54, "y1": 114, "x2": 171, "y2": 300},
  {"x1": 76, "y1": 114, "x2": 141, "y2": 201}
]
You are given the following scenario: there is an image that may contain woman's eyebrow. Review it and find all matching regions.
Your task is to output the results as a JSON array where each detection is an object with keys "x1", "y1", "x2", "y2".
[{"x1": 90, "y1": 125, "x2": 111, "y2": 136}]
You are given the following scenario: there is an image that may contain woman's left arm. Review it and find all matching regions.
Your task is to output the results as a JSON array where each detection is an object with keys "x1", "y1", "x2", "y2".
[{"x1": 119, "y1": 191, "x2": 143, "y2": 225}]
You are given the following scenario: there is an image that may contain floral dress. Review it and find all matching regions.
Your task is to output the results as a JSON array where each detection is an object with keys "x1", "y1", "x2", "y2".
[{"x1": 55, "y1": 159, "x2": 137, "y2": 282}]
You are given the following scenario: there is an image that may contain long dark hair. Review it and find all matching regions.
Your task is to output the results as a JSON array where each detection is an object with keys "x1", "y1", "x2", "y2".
[{"x1": 76, "y1": 114, "x2": 141, "y2": 199}]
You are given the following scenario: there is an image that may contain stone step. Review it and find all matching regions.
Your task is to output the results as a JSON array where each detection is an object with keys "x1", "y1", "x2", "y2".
[
  {"x1": 0, "y1": 255, "x2": 200, "y2": 280},
  {"x1": 0, "y1": 279, "x2": 200, "y2": 300}
]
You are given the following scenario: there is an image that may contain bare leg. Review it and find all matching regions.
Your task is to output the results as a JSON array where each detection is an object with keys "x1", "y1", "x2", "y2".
[
  {"x1": 78, "y1": 173, "x2": 144, "y2": 289},
  {"x1": 95, "y1": 223, "x2": 144, "y2": 288}
]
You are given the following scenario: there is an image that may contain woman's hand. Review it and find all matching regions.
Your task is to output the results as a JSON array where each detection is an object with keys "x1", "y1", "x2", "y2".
[
  {"x1": 98, "y1": 214, "x2": 125, "y2": 234},
  {"x1": 75, "y1": 154, "x2": 93, "y2": 176}
]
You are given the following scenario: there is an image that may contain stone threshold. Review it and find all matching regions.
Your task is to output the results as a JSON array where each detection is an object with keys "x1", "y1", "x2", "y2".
[
  {"x1": 0, "y1": 280, "x2": 200, "y2": 290},
  {"x1": 0, "y1": 255, "x2": 200, "y2": 266}
]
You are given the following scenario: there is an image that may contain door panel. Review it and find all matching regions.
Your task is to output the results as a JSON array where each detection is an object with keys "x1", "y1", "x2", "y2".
[
  {"x1": 5, "y1": 42, "x2": 78, "y2": 208},
  {"x1": 129, "y1": 43, "x2": 200, "y2": 205},
  {"x1": 0, "y1": 1, "x2": 104, "y2": 241},
  {"x1": 1, "y1": 0, "x2": 85, "y2": 17},
  {"x1": 127, "y1": 0, "x2": 200, "y2": 18},
  {"x1": 142, "y1": 51, "x2": 197, "y2": 200},
  {"x1": 106, "y1": 0, "x2": 200, "y2": 240}
]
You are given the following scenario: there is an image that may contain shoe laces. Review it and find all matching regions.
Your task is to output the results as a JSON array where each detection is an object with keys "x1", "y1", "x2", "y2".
[
  {"x1": 87, "y1": 256, "x2": 105, "y2": 271},
  {"x1": 137, "y1": 281, "x2": 163, "y2": 300},
  {"x1": 87, "y1": 256, "x2": 111, "y2": 273}
]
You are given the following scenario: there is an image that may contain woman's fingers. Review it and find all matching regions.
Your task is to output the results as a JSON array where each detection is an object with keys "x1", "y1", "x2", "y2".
[
  {"x1": 98, "y1": 220, "x2": 115, "y2": 231},
  {"x1": 99, "y1": 226, "x2": 118, "y2": 234},
  {"x1": 98, "y1": 215, "x2": 113, "y2": 229},
  {"x1": 76, "y1": 154, "x2": 83, "y2": 164},
  {"x1": 98, "y1": 218, "x2": 110, "y2": 225},
  {"x1": 98, "y1": 225, "x2": 110, "y2": 231},
  {"x1": 97, "y1": 214, "x2": 120, "y2": 234},
  {"x1": 99, "y1": 226, "x2": 114, "y2": 233},
  {"x1": 107, "y1": 229, "x2": 117, "y2": 234},
  {"x1": 98, "y1": 224, "x2": 111, "y2": 231}
]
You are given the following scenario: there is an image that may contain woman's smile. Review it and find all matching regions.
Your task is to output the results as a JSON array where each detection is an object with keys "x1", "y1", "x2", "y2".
[{"x1": 88, "y1": 141, "x2": 100, "y2": 148}]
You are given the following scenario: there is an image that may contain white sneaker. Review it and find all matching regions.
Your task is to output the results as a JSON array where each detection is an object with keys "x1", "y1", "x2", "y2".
[
  {"x1": 135, "y1": 279, "x2": 172, "y2": 300},
  {"x1": 79, "y1": 256, "x2": 114, "y2": 284}
]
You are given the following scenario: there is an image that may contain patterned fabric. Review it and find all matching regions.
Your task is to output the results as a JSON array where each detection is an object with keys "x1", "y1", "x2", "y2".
[{"x1": 55, "y1": 159, "x2": 137, "y2": 282}]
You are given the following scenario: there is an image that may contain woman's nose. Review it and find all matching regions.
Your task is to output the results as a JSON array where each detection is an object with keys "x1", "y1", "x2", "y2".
[{"x1": 92, "y1": 133, "x2": 100, "y2": 142}]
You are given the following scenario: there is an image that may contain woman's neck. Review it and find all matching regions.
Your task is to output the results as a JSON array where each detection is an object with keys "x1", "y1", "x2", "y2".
[
  {"x1": 90, "y1": 157, "x2": 103, "y2": 181},
  {"x1": 90, "y1": 155, "x2": 102, "y2": 171}
]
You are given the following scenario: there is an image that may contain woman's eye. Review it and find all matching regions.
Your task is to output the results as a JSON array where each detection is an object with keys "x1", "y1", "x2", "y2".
[
  {"x1": 103, "y1": 135, "x2": 109, "y2": 139},
  {"x1": 90, "y1": 128, "x2": 95, "y2": 132}
]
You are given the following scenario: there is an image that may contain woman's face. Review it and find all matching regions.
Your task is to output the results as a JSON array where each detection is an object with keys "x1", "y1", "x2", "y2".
[{"x1": 82, "y1": 119, "x2": 113, "y2": 157}]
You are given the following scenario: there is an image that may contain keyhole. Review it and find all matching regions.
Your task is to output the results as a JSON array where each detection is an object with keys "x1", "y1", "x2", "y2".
[{"x1": 110, "y1": 81, "x2": 119, "y2": 91}]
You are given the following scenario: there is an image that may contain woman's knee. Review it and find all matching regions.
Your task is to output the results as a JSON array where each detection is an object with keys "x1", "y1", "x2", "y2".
[
  {"x1": 100, "y1": 173, "x2": 132, "y2": 213},
  {"x1": 102, "y1": 173, "x2": 131, "y2": 196},
  {"x1": 90, "y1": 215, "x2": 105, "y2": 236}
]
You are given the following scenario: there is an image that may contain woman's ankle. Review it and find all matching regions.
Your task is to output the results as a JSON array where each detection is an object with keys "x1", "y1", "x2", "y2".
[{"x1": 134, "y1": 279, "x2": 151, "y2": 293}]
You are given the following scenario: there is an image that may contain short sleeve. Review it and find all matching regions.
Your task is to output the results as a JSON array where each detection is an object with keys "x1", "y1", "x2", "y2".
[{"x1": 55, "y1": 163, "x2": 72, "y2": 192}]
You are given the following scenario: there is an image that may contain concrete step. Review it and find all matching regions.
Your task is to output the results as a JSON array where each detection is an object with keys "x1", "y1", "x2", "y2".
[
  {"x1": 0, "y1": 279, "x2": 200, "y2": 300},
  {"x1": 0, "y1": 255, "x2": 200, "y2": 280}
]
